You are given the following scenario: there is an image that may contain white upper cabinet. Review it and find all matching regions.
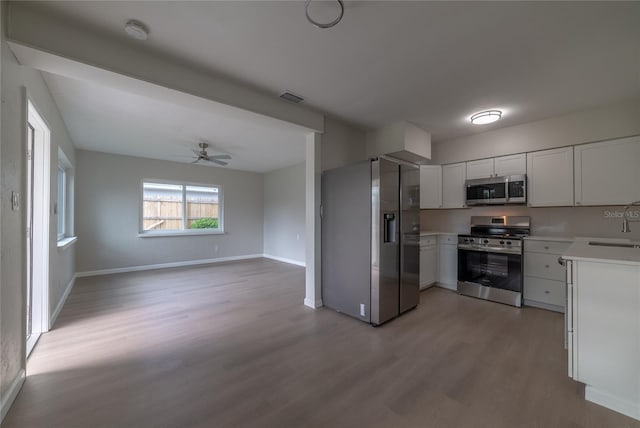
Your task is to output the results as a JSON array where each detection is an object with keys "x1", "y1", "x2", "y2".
[
  {"x1": 494, "y1": 154, "x2": 527, "y2": 176},
  {"x1": 527, "y1": 147, "x2": 574, "y2": 207},
  {"x1": 420, "y1": 165, "x2": 442, "y2": 209},
  {"x1": 442, "y1": 162, "x2": 467, "y2": 208},
  {"x1": 466, "y1": 154, "x2": 526, "y2": 179},
  {"x1": 466, "y1": 158, "x2": 495, "y2": 179},
  {"x1": 574, "y1": 136, "x2": 640, "y2": 206}
]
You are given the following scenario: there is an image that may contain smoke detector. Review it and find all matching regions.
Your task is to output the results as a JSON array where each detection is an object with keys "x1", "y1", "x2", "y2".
[{"x1": 125, "y1": 20, "x2": 149, "y2": 40}]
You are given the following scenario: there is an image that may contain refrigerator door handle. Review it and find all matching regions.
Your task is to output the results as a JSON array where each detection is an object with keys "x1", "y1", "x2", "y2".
[{"x1": 383, "y1": 213, "x2": 396, "y2": 243}]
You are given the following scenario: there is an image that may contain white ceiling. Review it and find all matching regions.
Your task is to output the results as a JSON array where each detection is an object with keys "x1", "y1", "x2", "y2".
[
  {"x1": 43, "y1": 72, "x2": 308, "y2": 173},
  {"x1": 30, "y1": 1, "x2": 640, "y2": 143}
]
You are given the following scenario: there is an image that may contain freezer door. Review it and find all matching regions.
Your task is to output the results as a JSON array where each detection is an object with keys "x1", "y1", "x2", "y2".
[
  {"x1": 321, "y1": 161, "x2": 372, "y2": 322},
  {"x1": 371, "y1": 158, "x2": 400, "y2": 325},
  {"x1": 400, "y1": 163, "x2": 420, "y2": 313}
]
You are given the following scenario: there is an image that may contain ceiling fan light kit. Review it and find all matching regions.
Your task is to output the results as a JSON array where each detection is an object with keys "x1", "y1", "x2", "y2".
[{"x1": 192, "y1": 142, "x2": 231, "y2": 166}]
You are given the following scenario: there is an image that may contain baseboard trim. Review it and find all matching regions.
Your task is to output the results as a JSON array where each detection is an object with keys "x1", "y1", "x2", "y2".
[
  {"x1": 50, "y1": 274, "x2": 77, "y2": 328},
  {"x1": 435, "y1": 282, "x2": 458, "y2": 291},
  {"x1": 75, "y1": 254, "x2": 264, "y2": 278},
  {"x1": 304, "y1": 298, "x2": 323, "y2": 308},
  {"x1": 585, "y1": 385, "x2": 640, "y2": 421},
  {"x1": 1, "y1": 369, "x2": 25, "y2": 423},
  {"x1": 523, "y1": 299, "x2": 564, "y2": 313},
  {"x1": 262, "y1": 254, "x2": 306, "y2": 267}
]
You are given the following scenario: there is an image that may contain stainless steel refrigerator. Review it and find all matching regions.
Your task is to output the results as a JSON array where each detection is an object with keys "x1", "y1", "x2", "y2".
[{"x1": 322, "y1": 157, "x2": 420, "y2": 326}]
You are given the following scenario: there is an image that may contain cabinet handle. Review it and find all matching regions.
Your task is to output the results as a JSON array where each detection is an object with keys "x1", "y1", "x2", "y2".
[
  {"x1": 544, "y1": 246, "x2": 549, "y2": 250},
  {"x1": 576, "y1": 201, "x2": 581, "y2": 205},
  {"x1": 545, "y1": 290, "x2": 550, "y2": 294},
  {"x1": 545, "y1": 264, "x2": 550, "y2": 268}
]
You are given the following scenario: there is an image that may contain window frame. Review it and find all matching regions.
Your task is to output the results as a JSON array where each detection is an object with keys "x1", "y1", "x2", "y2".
[
  {"x1": 139, "y1": 179, "x2": 224, "y2": 237},
  {"x1": 56, "y1": 147, "x2": 74, "y2": 244}
]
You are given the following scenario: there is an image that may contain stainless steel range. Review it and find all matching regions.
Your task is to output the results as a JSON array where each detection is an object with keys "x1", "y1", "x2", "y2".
[{"x1": 457, "y1": 216, "x2": 530, "y2": 307}]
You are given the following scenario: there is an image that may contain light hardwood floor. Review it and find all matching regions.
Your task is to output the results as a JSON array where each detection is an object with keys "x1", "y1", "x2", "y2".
[{"x1": 4, "y1": 258, "x2": 639, "y2": 428}]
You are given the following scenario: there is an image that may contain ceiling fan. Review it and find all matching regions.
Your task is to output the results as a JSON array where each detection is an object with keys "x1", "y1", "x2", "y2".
[{"x1": 192, "y1": 142, "x2": 231, "y2": 166}]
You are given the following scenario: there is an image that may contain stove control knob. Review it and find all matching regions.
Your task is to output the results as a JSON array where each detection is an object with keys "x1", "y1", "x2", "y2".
[
  {"x1": 483, "y1": 239, "x2": 489, "y2": 244},
  {"x1": 469, "y1": 239, "x2": 474, "y2": 243},
  {"x1": 500, "y1": 241, "x2": 505, "y2": 245},
  {"x1": 506, "y1": 241, "x2": 512, "y2": 246}
]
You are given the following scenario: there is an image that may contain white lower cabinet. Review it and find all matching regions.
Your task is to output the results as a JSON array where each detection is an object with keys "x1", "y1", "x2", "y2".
[
  {"x1": 566, "y1": 258, "x2": 640, "y2": 421},
  {"x1": 523, "y1": 238, "x2": 572, "y2": 312},
  {"x1": 419, "y1": 236, "x2": 437, "y2": 290},
  {"x1": 437, "y1": 235, "x2": 458, "y2": 290}
]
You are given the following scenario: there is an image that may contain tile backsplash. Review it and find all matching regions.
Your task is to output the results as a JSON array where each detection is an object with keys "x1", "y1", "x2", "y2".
[{"x1": 421, "y1": 205, "x2": 640, "y2": 240}]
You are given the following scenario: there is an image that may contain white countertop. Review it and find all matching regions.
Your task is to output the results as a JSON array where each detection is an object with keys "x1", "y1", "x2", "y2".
[
  {"x1": 524, "y1": 236, "x2": 574, "y2": 242},
  {"x1": 562, "y1": 238, "x2": 640, "y2": 266},
  {"x1": 420, "y1": 231, "x2": 457, "y2": 236}
]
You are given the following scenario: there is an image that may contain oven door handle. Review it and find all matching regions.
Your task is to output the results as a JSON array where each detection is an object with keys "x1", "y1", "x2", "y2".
[{"x1": 457, "y1": 245, "x2": 521, "y2": 255}]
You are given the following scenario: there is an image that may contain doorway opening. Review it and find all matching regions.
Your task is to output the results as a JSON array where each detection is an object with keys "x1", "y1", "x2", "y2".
[{"x1": 26, "y1": 99, "x2": 50, "y2": 357}]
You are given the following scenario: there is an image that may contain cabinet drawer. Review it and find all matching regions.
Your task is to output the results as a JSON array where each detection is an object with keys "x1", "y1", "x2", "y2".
[
  {"x1": 437, "y1": 234, "x2": 457, "y2": 245},
  {"x1": 524, "y1": 240, "x2": 572, "y2": 255},
  {"x1": 524, "y1": 277, "x2": 565, "y2": 307},
  {"x1": 524, "y1": 252, "x2": 566, "y2": 281},
  {"x1": 420, "y1": 236, "x2": 437, "y2": 247}
]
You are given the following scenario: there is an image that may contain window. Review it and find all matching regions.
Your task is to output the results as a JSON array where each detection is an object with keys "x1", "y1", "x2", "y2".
[
  {"x1": 56, "y1": 148, "x2": 73, "y2": 243},
  {"x1": 141, "y1": 181, "x2": 223, "y2": 235},
  {"x1": 57, "y1": 165, "x2": 66, "y2": 240}
]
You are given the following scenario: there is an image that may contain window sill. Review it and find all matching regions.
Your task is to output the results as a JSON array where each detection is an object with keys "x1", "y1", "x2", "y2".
[
  {"x1": 138, "y1": 230, "x2": 226, "y2": 238},
  {"x1": 57, "y1": 236, "x2": 78, "y2": 250}
]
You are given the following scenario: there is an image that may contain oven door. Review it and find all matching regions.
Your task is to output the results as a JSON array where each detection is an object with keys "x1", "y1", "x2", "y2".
[
  {"x1": 458, "y1": 248, "x2": 522, "y2": 293},
  {"x1": 465, "y1": 178, "x2": 507, "y2": 205}
]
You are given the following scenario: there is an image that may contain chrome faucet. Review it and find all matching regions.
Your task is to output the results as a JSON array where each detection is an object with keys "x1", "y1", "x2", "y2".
[{"x1": 621, "y1": 200, "x2": 640, "y2": 233}]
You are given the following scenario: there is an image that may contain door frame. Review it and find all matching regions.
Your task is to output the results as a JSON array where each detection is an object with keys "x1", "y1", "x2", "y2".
[{"x1": 25, "y1": 92, "x2": 51, "y2": 357}]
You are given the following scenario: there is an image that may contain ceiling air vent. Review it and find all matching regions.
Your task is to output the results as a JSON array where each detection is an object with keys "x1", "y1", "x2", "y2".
[{"x1": 279, "y1": 91, "x2": 304, "y2": 104}]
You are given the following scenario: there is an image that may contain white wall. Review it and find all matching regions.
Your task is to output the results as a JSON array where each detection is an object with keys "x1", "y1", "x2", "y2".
[
  {"x1": 75, "y1": 150, "x2": 264, "y2": 273},
  {"x1": 321, "y1": 115, "x2": 367, "y2": 171},
  {"x1": 1, "y1": 12, "x2": 77, "y2": 411},
  {"x1": 432, "y1": 98, "x2": 640, "y2": 165},
  {"x1": 263, "y1": 162, "x2": 305, "y2": 265}
]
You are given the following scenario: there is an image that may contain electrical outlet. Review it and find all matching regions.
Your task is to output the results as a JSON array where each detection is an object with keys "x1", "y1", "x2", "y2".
[{"x1": 360, "y1": 303, "x2": 365, "y2": 317}]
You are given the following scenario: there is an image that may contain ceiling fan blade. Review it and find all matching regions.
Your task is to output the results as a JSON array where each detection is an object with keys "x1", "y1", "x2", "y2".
[
  {"x1": 210, "y1": 154, "x2": 232, "y2": 160},
  {"x1": 208, "y1": 158, "x2": 228, "y2": 166}
]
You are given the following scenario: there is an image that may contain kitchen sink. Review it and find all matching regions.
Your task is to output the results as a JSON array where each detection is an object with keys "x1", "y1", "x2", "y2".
[{"x1": 588, "y1": 241, "x2": 640, "y2": 249}]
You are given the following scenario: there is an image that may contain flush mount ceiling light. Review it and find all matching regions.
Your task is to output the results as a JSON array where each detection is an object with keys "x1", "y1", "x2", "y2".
[
  {"x1": 470, "y1": 110, "x2": 502, "y2": 125},
  {"x1": 305, "y1": 0, "x2": 344, "y2": 29},
  {"x1": 124, "y1": 19, "x2": 149, "y2": 40}
]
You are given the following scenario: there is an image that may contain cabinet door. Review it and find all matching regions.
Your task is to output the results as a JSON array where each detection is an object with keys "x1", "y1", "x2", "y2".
[
  {"x1": 442, "y1": 163, "x2": 467, "y2": 208},
  {"x1": 419, "y1": 165, "x2": 442, "y2": 209},
  {"x1": 527, "y1": 147, "x2": 574, "y2": 207},
  {"x1": 420, "y1": 246, "x2": 437, "y2": 289},
  {"x1": 466, "y1": 158, "x2": 494, "y2": 179},
  {"x1": 438, "y1": 244, "x2": 458, "y2": 288},
  {"x1": 574, "y1": 136, "x2": 640, "y2": 206},
  {"x1": 494, "y1": 153, "x2": 526, "y2": 176}
]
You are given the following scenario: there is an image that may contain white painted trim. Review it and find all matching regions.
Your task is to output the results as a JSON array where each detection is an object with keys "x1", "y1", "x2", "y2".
[
  {"x1": 56, "y1": 236, "x2": 77, "y2": 250},
  {"x1": 49, "y1": 274, "x2": 77, "y2": 328},
  {"x1": 262, "y1": 254, "x2": 306, "y2": 267},
  {"x1": 585, "y1": 385, "x2": 640, "y2": 421},
  {"x1": 75, "y1": 254, "x2": 264, "y2": 277},
  {"x1": 0, "y1": 369, "x2": 25, "y2": 423},
  {"x1": 304, "y1": 298, "x2": 323, "y2": 308}
]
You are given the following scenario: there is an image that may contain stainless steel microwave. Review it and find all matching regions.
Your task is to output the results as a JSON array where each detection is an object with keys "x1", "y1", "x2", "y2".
[{"x1": 465, "y1": 175, "x2": 527, "y2": 205}]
